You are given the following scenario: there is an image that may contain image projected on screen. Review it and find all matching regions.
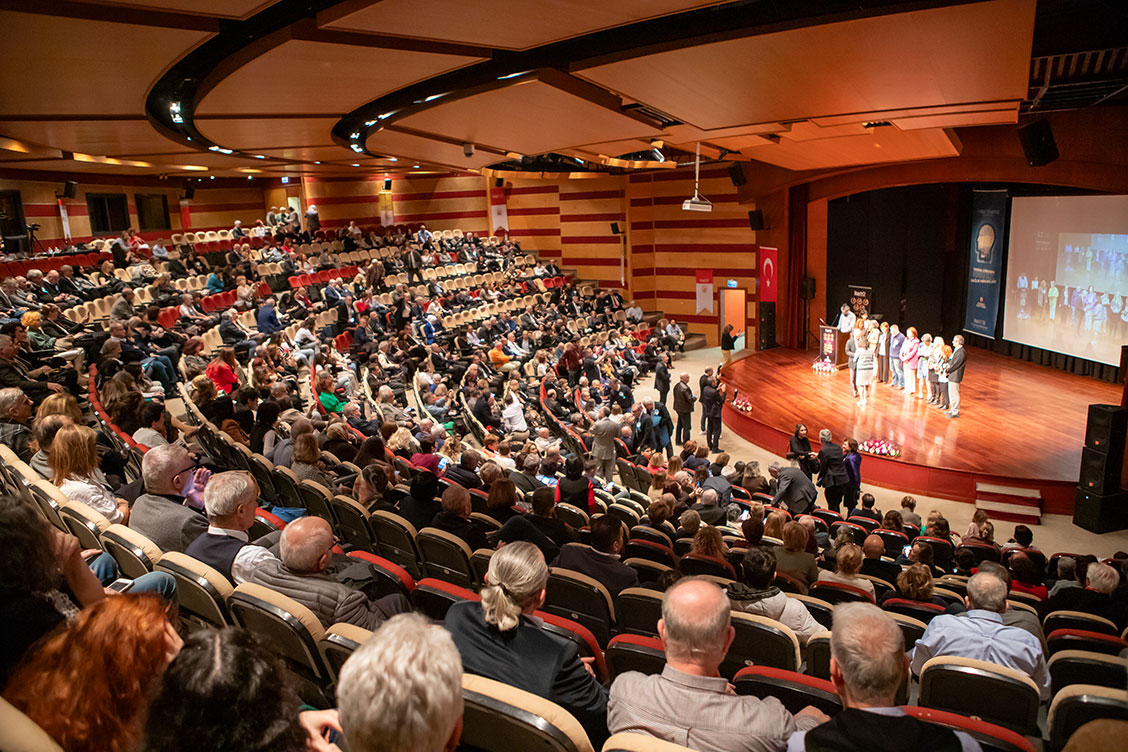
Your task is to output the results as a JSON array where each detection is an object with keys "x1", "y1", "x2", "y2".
[{"x1": 1005, "y1": 195, "x2": 1128, "y2": 367}]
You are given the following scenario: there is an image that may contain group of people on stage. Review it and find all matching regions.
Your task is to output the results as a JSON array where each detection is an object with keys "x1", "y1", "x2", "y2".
[
  {"x1": 1012, "y1": 273, "x2": 1126, "y2": 343},
  {"x1": 837, "y1": 304, "x2": 967, "y2": 418}
]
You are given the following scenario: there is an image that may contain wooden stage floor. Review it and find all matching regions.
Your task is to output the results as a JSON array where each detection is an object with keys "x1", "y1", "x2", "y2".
[{"x1": 719, "y1": 347, "x2": 1121, "y2": 513}]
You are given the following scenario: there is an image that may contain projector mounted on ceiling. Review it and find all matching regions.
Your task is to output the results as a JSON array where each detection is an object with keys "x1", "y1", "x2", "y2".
[{"x1": 682, "y1": 142, "x2": 712, "y2": 213}]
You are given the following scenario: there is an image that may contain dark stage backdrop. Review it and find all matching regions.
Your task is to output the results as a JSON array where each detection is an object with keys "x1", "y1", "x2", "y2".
[
  {"x1": 826, "y1": 183, "x2": 1120, "y2": 382},
  {"x1": 826, "y1": 184, "x2": 961, "y2": 337}
]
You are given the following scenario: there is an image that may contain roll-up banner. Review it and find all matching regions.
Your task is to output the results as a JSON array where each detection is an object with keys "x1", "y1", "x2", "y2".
[{"x1": 964, "y1": 189, "x2": 1008, "y2": 338}]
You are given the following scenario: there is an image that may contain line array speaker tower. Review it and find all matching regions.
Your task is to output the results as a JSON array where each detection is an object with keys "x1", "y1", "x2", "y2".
[{"x1": 1074, "y1": 403, "x2": 1128, "y2": 533}]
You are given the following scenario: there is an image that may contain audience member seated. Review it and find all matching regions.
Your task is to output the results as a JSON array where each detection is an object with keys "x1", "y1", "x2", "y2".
[
  {"x1": 429, "y1": 484, "x2": 489, "y2": 550},
  {"x1": 910, "y1": 572, "x2": 1050, "y2": 700},
  {"x1": 609, "y1": 577, "x2": 827, "y2": 750},
  {"x1": 445, "y1": 542, "x2": 609, "y2": 743},
  {"x1": 850, "y1": 493, "x2": 882, "y2": 523},
  {"x1": 51, "y1": 424, "x2": 130, "y2": 523},
  {"x1": 3, "y1": 594, "x2": 183, "y2": 752},
  {"x1": 691, "y1": 488, "x2": 727, "y2": 526},
  {"x1": 185, "y1": 471, "x2": 279, "y2": 584},
  {"x1": 816, "y1": 543, "x2": 875, "y2": 598},
  {"x1": 128, "y1": 445, "x2": 210, "y2": 553},
  {"x1": 774, "y1": 521, "x2": 820, "y2": 587},
  {"x1": 444, "y1": 448, "x2": 483, "y2": 489},
  {"x1": 895, "y1": 539, "x2": 944, "y2": 577},
  {"x1": 0, "y1": 386, "x2": 34, "y2": 462},
  {"x1": 512, "y1": 454, "x2": 546, "y2": 494},
  {"x1": 552, "y1": 515, "x2": 639, "y2": 597},
  {"x1": 291, "y1": 434, "x2": 336, "y2": 487},
  {"x1": 786, "y1": 603, "x2": 982, "y2": 752},
  {"x1": 1037, "y1": 561, "x2": 1126, "y2": 631},
  {"x1": 526, "y1": 486, "x2": 580, "y2": 547},
  {"x1": 556, "y1": 454, "x2": 597, "y2": 514},
  {"x1": 338, "y1": 612, "x2": 464, "y2": 752},
  {"x1": 1007, "y1": 551, "x2": 1048, "y2": 601},
  {"x1": 962, "y1": 561, "x2": 1046, "y2": 652},
  {"x1": 144, "y1": 628, "x2": 341, "y2": 752},
  {"x1": 878, "y1": 563, "x2": 952, "y2": 610},
  {"x1": 728, "y1": 546, "x2": 823, "y2": 647},
  {"x1": 249, "y1": 516, "x2": 411, "y2": 629}
]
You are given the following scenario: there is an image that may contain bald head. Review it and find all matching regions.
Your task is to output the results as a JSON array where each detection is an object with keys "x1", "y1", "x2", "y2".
[
  {"x1": 660, "y1": 577, "x2": 734, "y2": 668},
  {"x1": 280, "y1": 516, "x2": 334, "y2": 573},
  {"x1": 863, "y1": 534, "x2": 885, "y2": 559}
]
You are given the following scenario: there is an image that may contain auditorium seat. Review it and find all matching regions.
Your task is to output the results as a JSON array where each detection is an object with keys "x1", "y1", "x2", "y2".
[
  {"x1": 885, "y1": 611, "x2": 929, "y2": 649},
  {"x1": 155, "y1": 551, "x2": 233, "y2": 629},
  {"x1": 721, "y1": 613, "x2": 801, "y2": 677},
  {"x1": 829, "y1": 520, "x2": 868, "y2": 545},
  {"x1": 1047, "y1": 628, "x2": 1128, "y2": 657},
  {"x1": 1044, "y1": 610, "x2": 1119, "y2": 636},
  {"x1": 460, "y1": 674, "x2": 594, "y2": 752},
  {"x1": 858, "y1": 573, "x2": 895, "y2": 598},
  {"x1": 955, "y1": 542, "x2": 1002, "y2": 565},
  {"x1": 1049, "y1": 685, "x2": 1128, "y2": 752},
  {"x1": 607, "y1": 504, "x2": 641, "y2": 529},
  {"x1": 804, "y1": 631, "x2": 832, "y2": 679},
  {"x1": 249, "y1": 508, "x2": 287, "y2": 539},
  {"x1": 412, "y1": 577, "x2": 478, "y2": 622},
  {"x1": 874, "y1": 528, "x2": 910, "y2": 557},
  {"x1": 733, "y1": 666, "x2": 843, "y2": 716},
  {"x1": 916, "y1": 536, "x2": 955, "y2": 569},
  {"x1": 470, "y1": 548, "x2": 494, "y2": 584},
  {"x1": 369, "y1": 510, "x2": 423, "y2": 578},
  {"x1": 28, "y1": 479, "x2": 69, "y2": 532},
  {"x1": 99, "y1": 524, "x2": 163, "y2": 579},
  {"x1": 536, "y1": 611, "x2": 609, "y2": 684},
  {"x1": 544, "y1": 568, "x2": 616, "y2": 647},
  {"x1": 57, "y1": 499, "x2": 109, "y2": 551},
  {"x1": 899, "y1": 707, "x2": 1036, "y2": 752},
  {"x1": 786, "y1": 593, "x2": 833, "y2": 629},
  {"x1": 615, "y1": 587, "x2": 663, "y2": 637},
  {"x1": 809, "y1": 580, "x2": 875, "y2": 605},
  {"x1": 416, "y1": 527, "x2": 477, "y2": 588},
  {"x1": 554, "y1": 503, "x2": 590, "y2": 530},
  {"x1": 678, "y1": 553, "x2": 737, "y2": 579},
  {"x1": 845, "y1": 515, "x2": 879, "y2": 534},
  {"x1": 1049, "y1": 650, "x2": 1128, "y2": 697},
  {"x1": 345, "y1": 551, "x2": 416, "y2": 601},
  {"x1": 319, "y1": 622, "x2": 372, "y2": 684},
  {"x1": 270, "y1": 465, "x2": 304, "y2": 510},
  {"x1": 605, "y1": 634, "x2": 666, "y2": 681},
  {"x1": 811, "y1": 509, "x2": 842, "y2": 529},
  {"x1": 297, "y1": 479, "x2": 338, "y2": 524},
  {"x1": 918, "y1": 656, "x2": 1041, "y2": 736},
  {"x1": 330, "y1": 494, "x2": 378, "y2": 553},
  {"x1": 602, "y1": 732, "x2": 695, "y2": 752},
  {"x1": 773, "y1": 571, "x2": 809, "y2": 595},
  {"x1": 228, "y1": 582, "x2": 332, "y2": 705},
  {"x1": 623, "y1": 539, "x2": 676, "y2": 569},
  {"x1": 881, "y1": 597, "x2": 946, "y2": 623},
  {"x1": 245, "y1": 453, "x2": 279, "y2": 506},
  {"x1": 623, "y1": 558, "x2": 672, "y2": 585},
  {"x1": 0, "y1": 698, "x2": 63, "y2": 752}
]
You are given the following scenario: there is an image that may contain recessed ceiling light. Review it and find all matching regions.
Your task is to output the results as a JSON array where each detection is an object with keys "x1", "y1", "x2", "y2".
[
  {"x1": 413, "y1": 165, "x2": 420, "y2": 169},
  {"x1": 352, "y1": 164, "x2": 360, "y2": 167},
  {"x1": 387, "y1": 157, "x2": 397, "y2": 162}
]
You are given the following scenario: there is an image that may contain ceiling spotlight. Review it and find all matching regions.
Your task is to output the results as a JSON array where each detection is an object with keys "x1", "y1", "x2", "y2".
[
  {"x1": 281, "y1": 177, "x2": 289, "y2": 184},
  {"x1": 463, "y1": 143, "x2": 475, "y2": 158},
  {"x1": 209, "y1": 175, "x2": 215, "y2": 180},
  {"x1": 351, "y1": 144, "x2": 364, "y2": 153},
  {"x1": 253, "y1": 154, "x2": 266, "y2": 159},
  {"x1": 412, "y1": 165, "x2": 420, "y2": 169},
  {"x1": 247, "y1": 176, "x2": 253, "y2": 180},
  {"x1": 314, "y1": 161, "x2": 321, "y2": 164},
  {"x1": 387, "y1": 157, "x2": 397, "y2": 162},
  {"x1": 352, "y1": 163, "x2": 360, "y2": 167}
]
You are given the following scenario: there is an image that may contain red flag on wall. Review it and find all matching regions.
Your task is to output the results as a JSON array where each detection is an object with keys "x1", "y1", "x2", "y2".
[{"x1": 759, "y1": 246, "x2": 778, "y2": 303}]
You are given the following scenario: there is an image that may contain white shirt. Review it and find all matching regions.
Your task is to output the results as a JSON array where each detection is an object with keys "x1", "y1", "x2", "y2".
[
  {"x1": 132, "y1": 426, "x2": 170, "y2": 448},
  {"x1": 502, "y1": 399, "x2": 528, "y2": 432},
  {"x1": 494, "y1": 455, "x2": 517, "y2": 470},
  {"x1": 206, "y1": 525, "x2": 278, "y2": 585},
  {"x1": 60, "y1": 472, "x2": 122, "y2": 523},
  {"x1": 837, "y1": 310, "x2": 856, "y2": 333}
]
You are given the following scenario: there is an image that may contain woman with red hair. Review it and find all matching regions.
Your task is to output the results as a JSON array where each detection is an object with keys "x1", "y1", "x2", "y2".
[{"x1": 3, "y1": 594, "x2": 182, "y2": 752}]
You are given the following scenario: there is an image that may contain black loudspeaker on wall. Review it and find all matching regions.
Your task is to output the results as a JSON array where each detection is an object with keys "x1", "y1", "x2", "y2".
[
  {"x1": 747, "y1": 210, "x2": 765, "y2": 231},
  {"x1": 62, "y1": 181, "x2": 77, "y2": 199},
  {"x1": 610, "y1": 222, "x2": 621, "y2": 235},
  {"x1": 728, "y1": 163, "x2": 746, "y2": 187},
  {"x1": 495, "y1": 177, "x2": 504, "y2": 188},
  {"x1": 801, "y1": 277, "x2": 816, "y2": 301},
  {"x1": 759, "y1": 302, "x2": 777, "y2": 350},
  {"x1": 383, "y1": 178, "x2": 392, "y2": 191},
  {"x1": 182, "y1": 184, "x2": 195, "y2": 200},
  {"x1": 1074, "y1": 403, "x2": 1128, "y2": 532},
  {"x1": 1017, "y1": 119, "x2": 1059, "y2": 167}
]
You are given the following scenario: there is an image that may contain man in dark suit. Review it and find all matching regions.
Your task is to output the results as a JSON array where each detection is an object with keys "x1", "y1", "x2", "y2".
[
  {"x1": 512, "y1": 455, "x2": 546, "y2": 494},
  {"x1": 653, "y1": 353, "x2": 671, "y2": 405},
  {"x1": 404, "y1": 246, "x2": 423, "y2": 284},
  {"x1": 769, "y1": 462, "x2": 817, "y2": 515},
  {"x1": 429, "y1": 485, "x2": 489, "y2": 550},
  {"x1": 946, "y1": 335, "x2": 966, "y2": 418},
  {"x1": 850, "y1": 493, "x2": 883, "y2": 523},
  {"x1": 672, "y1": 372, "x2": 695, "y2": 446},
  {"x1": 691, "y1": 488, "x2": 728, "y2": 526},
  {"x1": 816, "y1": 428, "x2": 851, "y2": 513},
  {"x1": 443, "y1": 449, "x2": 483, "y2": 490},
  {"x1": 255, "y1": 297, "x2": 284, "y2": 336},
  {"x1": 861, "y1": 535, "x2": 904, "y2": 585},
  {"x1": 698, "y1": 367, "x2": 714, "y2": 433},
  {"x1": 551, "y1": 515, "x2": 639, "y2": 597},
  {"x1": 700, "y1": 376, "x2": 723, "y2": 453}
]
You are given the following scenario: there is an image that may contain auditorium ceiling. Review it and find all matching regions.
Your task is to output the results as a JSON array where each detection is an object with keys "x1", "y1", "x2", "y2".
[{"x1": 0, "y1": 0, "x2": 1123, "y2": 180}]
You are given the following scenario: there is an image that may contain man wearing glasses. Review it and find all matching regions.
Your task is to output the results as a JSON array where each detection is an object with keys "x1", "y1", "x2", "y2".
[{"x1": 128, "y1": 444, "x2": 211, "y2": 553}]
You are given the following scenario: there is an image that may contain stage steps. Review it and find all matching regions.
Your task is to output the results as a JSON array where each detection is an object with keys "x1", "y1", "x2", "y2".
[
  {"x1": 974, "y1": 482, "x2": 1043, "y2": 526},
  {"x1": 684, "y1": 333, "x2": 708, "y2": 351}
]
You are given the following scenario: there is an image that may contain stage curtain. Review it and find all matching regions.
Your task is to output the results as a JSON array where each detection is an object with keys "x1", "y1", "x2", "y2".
[
  {"x1": 784, "y1": 184, "x2": 808, "y2": 349},
  {"x1": 964, "y1": 333, "x2": 1121, "y2": 383}
]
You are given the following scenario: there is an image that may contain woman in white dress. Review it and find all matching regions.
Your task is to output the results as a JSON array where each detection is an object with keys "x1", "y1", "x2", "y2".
[{"x1": 854, "y1": 337, "x2": 877, "y2": 408}]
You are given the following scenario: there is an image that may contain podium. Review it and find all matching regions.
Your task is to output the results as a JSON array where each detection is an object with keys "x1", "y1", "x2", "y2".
[{"x1": 819, "y1": 325, "x2": 848, "y2": 369}]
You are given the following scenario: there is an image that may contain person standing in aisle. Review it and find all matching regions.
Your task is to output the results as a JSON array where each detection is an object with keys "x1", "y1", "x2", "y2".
[
  {"x1": 701, "y1": 376, "x2": 723, "y2": 453},
  {"x1": 720, "y1": 324, "x2": 737, "y2": 369},
  {"x1": 946, "y1": 336, "x2": 967, "y2": 419},
  {"x1": 672, "y1": 372, "x2": 696, "y2": 446},
  {"x1": 854, "y1": 338, "x2": 876, "y2": 409}
]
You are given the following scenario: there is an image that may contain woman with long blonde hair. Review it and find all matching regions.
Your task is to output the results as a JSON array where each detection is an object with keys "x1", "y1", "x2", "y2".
[
  {"x1": 442, "y1": 542, "x2": 608, "y2": 738},
  {"x1": 50, "y1": 424, "x2": 128, "y2": 523}
]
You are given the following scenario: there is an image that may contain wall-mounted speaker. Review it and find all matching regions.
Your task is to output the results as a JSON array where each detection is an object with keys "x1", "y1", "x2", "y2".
[
  {"x1": 759, "y1": 302, "x2": 777, "y2": 350},
  {"x1": 495, "y1": 177, "x2": 504, "y2": 188},
  {"x1": 728, "y1": 163, "x2": 746, "y2": 187},
  {"x1": 610, "y1": 222, "x2": 621, "y2": 235},
  {"x1": 801, "y1": 277, "x2": 816, "y2": 301},
  {"x1": 62, "y1": 181, "x2": 77, "y2": 199},
  {"x1": 748, "y1": 210, "x2": 766, "y2": 231},
  {"x1": 1017, "y1": 119, "x2": 1059, "y2": 167},
  {"x1": 182, "y1": 184, "x2": 195, "y2": 200}
]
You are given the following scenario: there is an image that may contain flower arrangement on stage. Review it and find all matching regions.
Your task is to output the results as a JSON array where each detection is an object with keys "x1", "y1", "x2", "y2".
[
  {"x1": 859, "y1": 438, "x2": 901, "y2": 458},
  {"x1": 811, "y1": 360, "x2": 836, "y2": 374},
  {"x1": 731, "y1": 395, "x2": 753, "y2": 414}
]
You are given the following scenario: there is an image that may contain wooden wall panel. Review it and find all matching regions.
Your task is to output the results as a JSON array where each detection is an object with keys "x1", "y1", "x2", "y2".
[
  {"x1": 559, "y1": 176, "x2": 627, "y2": 288},
  {"x1": 504, "y1": 180, "x2": 561, "y2": 258},
  {"x1": 392, "y1": 173, "x2": 489, "y2": 233},
  {"x1": 303, "y1": 175, "x2": 384, "y2": 228}
]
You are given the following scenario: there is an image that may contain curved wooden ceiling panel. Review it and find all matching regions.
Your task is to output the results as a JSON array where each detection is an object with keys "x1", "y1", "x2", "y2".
[
  {"x1": 197, "y1": 39, "x2": 483, "y2": 116},
  {"x1": 0, "y1": 11, "x2": 210, "y2": 117},
  {"x1": 80, "y1": 0, "x2": 275, "y2": 19},
  {"x1": 196, "y1": 117, "x2": 338, "y2": 150},
  {"x1": 0, "y1": 120, "x2": 187, "y2": 157},
  {"x1": 318, "y1": 0, "x2": 729, "y2": 51},
  {"x1": 364, "y1": 128, "x2": 503, "y2": 170}
]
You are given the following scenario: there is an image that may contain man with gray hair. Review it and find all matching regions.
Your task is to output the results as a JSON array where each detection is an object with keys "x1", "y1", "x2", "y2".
[
  {"x1": 250, "y1": 516, "x2": 410, "y2": 629},
  {"x1": 610, "y1": 577, "x2": 826, "y2": 750},
  {"x1": 377, "y1": 384, "x2": 410, "y2": 424},
  {"x1": 911, "y1": 572, "x2": 1050, "y2": 699},
  {"x1": 0, "y1": 387, "x2": 34, "y2": 461},
  {"x1": 128, "y1": 444, "x2": 210, "y2": 553},
  {"x1": 185, "y1": 470, "x2": 278, "y2": 584},
  {"x1": 691, "y1": 488, "x2": 727, "y2": 526},
  {"x1": 769, "y1": 460, "x2": 817, "y2": 515},
  {"x1": 787, "y1": 604, "x2": 981, "y2": 751},
  {"x1": 591, "y1": 406, "x2": 619, "y2": 482},
  {"x1": 338, "y1": 612, "x2": 464, "y2": 752}
]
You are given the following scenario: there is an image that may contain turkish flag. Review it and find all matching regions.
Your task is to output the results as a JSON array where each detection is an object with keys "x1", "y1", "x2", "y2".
[{"x1": 760, "y1": 246, "x2": 778, "y2": 303}]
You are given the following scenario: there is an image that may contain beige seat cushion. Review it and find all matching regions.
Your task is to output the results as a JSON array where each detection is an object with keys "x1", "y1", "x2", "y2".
[
  {"x1": 604, "y1": 732, "x2": 696, "y2": 752},
  {"x1": 157, "y1": 551, "x2": 234, "y2": 598},
  {"x1": 731, "y1": 611, "x2": 802, "y2": 669},
  {"x1": 103, "y1": 523, "x2": 163, "y2": 566},
  {"x1": 233, "y1": 582, "x2": 326, "y2": 641},
  {"x1": 462, "y1": 674, "x2": 593, "y2": 752},
  {"x1": 0, "y1": 698, "x2": 63, "y2": 752}
]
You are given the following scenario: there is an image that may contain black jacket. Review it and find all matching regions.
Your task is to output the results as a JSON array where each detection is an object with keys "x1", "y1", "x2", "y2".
[
  {"x1": 817, "y1": 442, "x2": 850, "y2": 488},
  {"x1": 430, "y1": 511, "x2": 489, "y2": 551},
  {"x1": 552, "y1": 545, "x2": 639, "y2": 598},
  {"x1": 444, "y1": 601, "x2": 609, "y2": 745},
  {"x1": 700, "y1": 385, "x2": 723, "y2": 418},
  {"x1": 654, "y1": 362, "x2": 670, "y2": 391},
  {"x1": 443, "y1": 463, "x2": 483, "y2": 490}
]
